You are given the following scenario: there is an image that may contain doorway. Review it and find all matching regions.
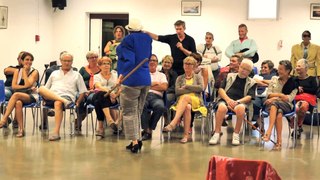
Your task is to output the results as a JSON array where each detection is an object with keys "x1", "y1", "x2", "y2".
[{"x1": 89, "y1": 13, "x2": 129, "y2": 56}]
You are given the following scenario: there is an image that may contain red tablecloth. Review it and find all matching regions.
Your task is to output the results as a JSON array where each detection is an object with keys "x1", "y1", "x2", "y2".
[{"x1": 207, "y1": 155, "x2": 281, "y2": 180}]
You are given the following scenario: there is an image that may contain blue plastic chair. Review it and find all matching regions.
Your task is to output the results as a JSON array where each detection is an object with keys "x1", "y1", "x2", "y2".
[
  {"x1": 0, "y1": 80, "x2": 7, "y2": 121},
  {"x1": 89, "y1": 102, "x2": 121, "y2": 137},
  {"x1": 41, "y1": 100, "x2": 77, "y2": 135},
  {"x1": 260, "y1": 101, "x2": 297, "y2": 148}
]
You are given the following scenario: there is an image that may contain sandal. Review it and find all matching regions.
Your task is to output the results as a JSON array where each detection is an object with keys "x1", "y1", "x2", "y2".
[
  {"x1": 180, "y1": 136, "x2": 190, "y2": 144},
  {"x1": 272, "y1": 143, "x2": 282, "y2": 151},
  {"x1": 16, "y1": 129, "x2": 25, "y2": 138},
  {"x1": 0, "y1": 120, "x2": 7, "y2": 128},
  {"x1": 163, "y1": 124, "x2": 176, "y2": 132},
  {"x1": 49, "y1": 135, "x2": 61, "y2": 141},
  {"x1": 95, "y1": 130, "x2": 105, "y2": 138},
  {"x1": 262, "y1": 134, "x2": 270, "y2": 142}
]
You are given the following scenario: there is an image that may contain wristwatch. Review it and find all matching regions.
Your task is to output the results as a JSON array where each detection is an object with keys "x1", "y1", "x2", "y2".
[{"x1": 236, "y1": 100, "x2": 241, "y2": 104}]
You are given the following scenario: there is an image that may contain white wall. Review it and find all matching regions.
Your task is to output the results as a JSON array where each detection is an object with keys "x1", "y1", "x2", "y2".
[
  {"x1": 0, "y1": 0, "x2": 53, "y2": 79},
  {"x1": 0, "y1": 0, "x2": 320, "y2": 80}
]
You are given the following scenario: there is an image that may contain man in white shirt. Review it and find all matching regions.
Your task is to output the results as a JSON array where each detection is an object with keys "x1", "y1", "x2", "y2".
[
  {"x1": 196, "y1": 32, "x2": 222, "y2": 80},
  {"x1": 140, "y1": 54, "x2": 168, "y2": 141},
  {"x1": 38, "y1": 52, "x2": 87, "y2": 141}
]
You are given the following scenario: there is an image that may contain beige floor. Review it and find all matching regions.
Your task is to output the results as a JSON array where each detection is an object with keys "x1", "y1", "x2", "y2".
[{"x1": 0, "y1": 111, "x2": 320, "y2": 180}]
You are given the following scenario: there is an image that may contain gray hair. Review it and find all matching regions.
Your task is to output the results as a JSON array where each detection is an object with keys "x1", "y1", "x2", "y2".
[
  {"x1": 261, "y1": 60, "x2": 274, "y2": 70},
  {"x1": 60, "y1": 52, "x2": 73, "y2": 60},
  {"x1": 86, "y1": 51, "x2": 98, "y2": 59},
  {"x1": 297, "y1": 58, "x2": 308, "y2": 69},
  {"x1": 241, "y1": 58, "x2": 254, "y2": 70}
]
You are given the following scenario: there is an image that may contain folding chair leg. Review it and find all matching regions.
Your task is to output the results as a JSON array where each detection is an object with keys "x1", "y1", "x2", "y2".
[{"x1": 160, "y1": 116, "x2": 163, "y2": 143}]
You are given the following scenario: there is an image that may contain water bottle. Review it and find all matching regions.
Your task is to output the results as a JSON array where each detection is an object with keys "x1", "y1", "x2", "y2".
[
  {"x1": 70, "y1": 112, "x2": 75, "y2": 135},
  {"x1": 70, "y1": 112, "x2": 75, "y2": 123}
]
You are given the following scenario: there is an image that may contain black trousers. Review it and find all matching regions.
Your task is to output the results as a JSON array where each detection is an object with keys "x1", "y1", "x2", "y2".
[{"x1": 92, "y1": 91, "x2": 118, "y2": 121}]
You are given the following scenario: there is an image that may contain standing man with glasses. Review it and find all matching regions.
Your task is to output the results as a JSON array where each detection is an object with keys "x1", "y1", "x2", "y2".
[
  {"x1": 291, "y1": 30, "x2": 320, "y2": 78},
  {"x1": 145, "y1": 20, "x2": 196, "y2": 75}
]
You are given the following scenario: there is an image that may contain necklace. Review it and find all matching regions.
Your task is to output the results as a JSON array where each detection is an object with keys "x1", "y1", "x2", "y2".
[
  {"x1": 185, "y1": 74, "x2": 193, "y2": 80},
  {"x1": 102, "y1": 72, "x2": 111, "y2": 78}
]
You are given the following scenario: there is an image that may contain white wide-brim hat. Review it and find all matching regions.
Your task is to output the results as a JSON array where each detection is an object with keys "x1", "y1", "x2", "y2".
[{"x1": 125, "y1": 18, "x2": 143, "y2": 32}]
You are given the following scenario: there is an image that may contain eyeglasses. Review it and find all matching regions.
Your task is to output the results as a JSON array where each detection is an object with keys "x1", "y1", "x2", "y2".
[
  {"x1": 61, "y1": 60, "x2": 73, "y2": 63},
  {"x1": 163, "y1": 61, "x2": 172, "y2": 64},
  {"x1": 88, "y1": 56, "x2": 98, "y2": 59},
  {"x1": 302, "y1": 34, "x2": 310, "y2": 38},
  {"x1": 101, "y1": 62, "x2": 111, "y2": 66},
  {"x1": 149, "y1": 59, "x2": 158, "y2": 62}
]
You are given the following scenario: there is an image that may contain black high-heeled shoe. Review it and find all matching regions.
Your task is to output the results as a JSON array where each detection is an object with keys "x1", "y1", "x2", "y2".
[
  {"x1": 131, "y1": 144, "x2": 140, "y2": 153},
  {"x1": 126, "y1": 140, "x2": 142, "y2": 150}
]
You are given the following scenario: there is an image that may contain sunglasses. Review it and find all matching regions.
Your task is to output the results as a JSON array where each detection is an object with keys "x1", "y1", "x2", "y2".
[{"x1": 302, "y1": 34, "x2": 310, "y2": 38}]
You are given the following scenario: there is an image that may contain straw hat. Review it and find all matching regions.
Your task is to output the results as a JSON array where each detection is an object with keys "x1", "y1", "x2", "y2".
[{"x1": 125, "y1": 18, "x2": 143, "y2": 32}]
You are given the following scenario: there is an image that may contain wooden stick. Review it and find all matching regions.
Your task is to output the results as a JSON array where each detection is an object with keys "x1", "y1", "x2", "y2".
[
  {"x1": 104, "y1": 58, "x2": 149, "y2": 97},
  {"x1": 228, "y1": 105, "x2": 276, "y2": 145}
]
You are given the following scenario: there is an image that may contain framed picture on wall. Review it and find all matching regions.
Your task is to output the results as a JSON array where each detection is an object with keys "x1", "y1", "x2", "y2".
[
  {"x1": 310, "y1": 3, "x2": 320, "y2": 20},
  {"x1": 0, "y1": 6, "x2": 8, "y2": 29},
  {"x1": 181, "y1": 1, "x2": 201, "y2": 16}
]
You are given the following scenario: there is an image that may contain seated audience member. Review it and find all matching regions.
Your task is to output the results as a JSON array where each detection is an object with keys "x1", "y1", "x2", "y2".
[
  {"x1": 92, "y1": 56, "x2": 121, "y2": 137},
  {"x1": 163, "y1": 56, "x2": 206, "y2": 144},
  {"x1": 252, "y1": 60, "x2": 277, "y2": 127},
  {"x1": 160, "y1": 55, "x2": 178, "y2": 125},
  {"x1": 213, "y1": 55, "x2": 242, "y2": 126},
  {"x1": 209, "y1": 59, "x2": 256, "y2": 146},
  {"x1": 38, "y1": 52, "x2": 87, "y2": 141},
  {"x1": 160, "y1": 55, "x2": 178, "y2": 106},
  {"x1": 79, "y1": 51, "x2": 101, "y2": 91},
  {"x1": 189, "y1": 52, "x2": 209, "y2": 133},
  {"x1": 77, "y1": 51, "x2": 101, "y2": 131},
  {"x1": 141, "y1": 54, "x2": 168, "y2": 141},
  {"x1": 214, "y1": 55, "x2": 242, "y2": 90},
  {"x1": 291, "y1": 59, "x2": 318, "y2": 138},
  {"x1": 262, "y1": 60, "x2": 297, "y2": 150},
  {"x1": 39, "y1": 51, "x2": 77, "y2": 130},
  {"x1": 0, "y1": 52, "x2": 39, "y2": 137},
  {"x1": 190, "y1": 52, "x2": 209, "y2": 90},
  {"x1": 196, "y1": 32, "x2": 222, "y2": 81},
  {"x1": 1, "y1": 51, "x2": 25, "y2": 128}
]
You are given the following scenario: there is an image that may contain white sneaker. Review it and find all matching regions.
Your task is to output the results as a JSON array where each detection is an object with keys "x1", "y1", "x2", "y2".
[
  {"x1": 209, "y1": 133, "x2": 220, "y2": 145},
  {"x1": 232, "y1": 132, "x2": 240, "y2": 145}
]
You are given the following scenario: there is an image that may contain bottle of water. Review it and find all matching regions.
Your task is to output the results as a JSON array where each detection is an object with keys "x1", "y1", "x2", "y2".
[
  {"x1": 70, "y1": 112, "x2": 75, "y2": 123},
  {"x1": 70, "y1": 111, "x2": 75, "y2": 135}
]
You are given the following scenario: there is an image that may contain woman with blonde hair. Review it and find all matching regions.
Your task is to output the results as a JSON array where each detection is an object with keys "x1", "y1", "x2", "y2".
[
  {"x1": 92, "y1": 56, "x2": 121, "y2": 137},
  {"x1": 163, "y1": 56, "x2": 206, "y2": 143}
]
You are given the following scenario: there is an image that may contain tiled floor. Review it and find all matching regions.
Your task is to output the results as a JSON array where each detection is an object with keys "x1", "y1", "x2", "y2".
[{"x1": 0, "y1": 111, "x2": 319, "y2": 180}]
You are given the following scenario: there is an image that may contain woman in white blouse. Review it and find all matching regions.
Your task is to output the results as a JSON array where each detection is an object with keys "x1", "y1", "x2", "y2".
[{"x1": 92, "y1": 56, "x2": 121, "y2": 137}]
